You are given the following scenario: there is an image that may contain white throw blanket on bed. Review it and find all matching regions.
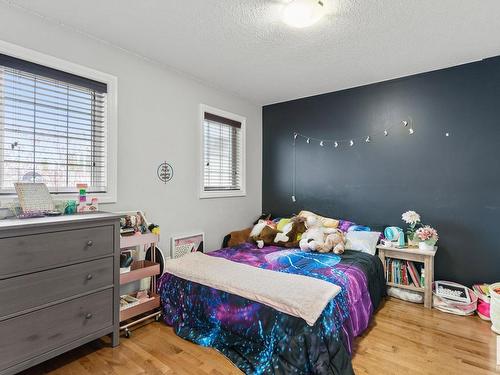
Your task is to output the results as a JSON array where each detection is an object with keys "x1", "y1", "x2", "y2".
[{"x1": 164, "y1": 252, "x2": 341, "y2": 326}]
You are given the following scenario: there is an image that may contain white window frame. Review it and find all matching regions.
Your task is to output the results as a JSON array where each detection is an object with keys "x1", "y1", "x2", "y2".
[
  {"x1": 199, "y1": 104, "x2": 246, "y2": 199},
  {"x1": 0, "y1": 39, "x2": 118, "y2": 204}
]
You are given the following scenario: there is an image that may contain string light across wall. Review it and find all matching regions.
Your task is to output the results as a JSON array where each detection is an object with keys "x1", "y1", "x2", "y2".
[
  {"x1": 291, "y1": 119, "x2": 450, "y2": 202},
  {"x1": 293, "y1": 119, "x2": 414, "y2": 149}
]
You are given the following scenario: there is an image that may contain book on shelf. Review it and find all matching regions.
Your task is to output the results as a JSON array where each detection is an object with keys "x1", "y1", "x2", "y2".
[
  {"x1": 385, "y1": 258, "x2": 424, "y2": 288},
  {"x1": 407, "y1": 261, "x2": 421, "y2": 288}
]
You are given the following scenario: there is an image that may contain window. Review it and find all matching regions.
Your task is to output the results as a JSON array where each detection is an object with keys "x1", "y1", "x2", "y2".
[
  {"x1": 0, "y1": 43, "x2": 117, "y2": 202},
  {"x1": 200, "y1": 104, "x2": 245, "y2": 198}
]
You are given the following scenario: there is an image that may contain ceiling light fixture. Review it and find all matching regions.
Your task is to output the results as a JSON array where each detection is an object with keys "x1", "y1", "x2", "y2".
[{"x1": 283, "y1": 0, "x2": 326, "y2": 28}]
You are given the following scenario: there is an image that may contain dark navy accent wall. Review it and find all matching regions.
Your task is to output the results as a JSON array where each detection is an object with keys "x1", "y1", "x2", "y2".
[{"x1": 263, "y1": 56, "x2": 500, "y2": 286}]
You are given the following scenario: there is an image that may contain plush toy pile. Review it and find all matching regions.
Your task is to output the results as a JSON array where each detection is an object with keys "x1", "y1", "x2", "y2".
[
  {"x1": 248, "y1": 210, "x2": 347, "y2": 254},
  {"x1": 298, "y1": 215, "x2": 345, "y2": 254}
]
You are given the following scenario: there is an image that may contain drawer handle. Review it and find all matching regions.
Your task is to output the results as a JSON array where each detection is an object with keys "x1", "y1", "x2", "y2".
[
  {"x1": 86, "y1": 274, "x2": 93, "y2": 280},
  {"x1": 85, "y1": 313, "x2": 93, "y2": 320},
  {"x1": 86, "y1": 240, "x2": 94, "y2": 247}
]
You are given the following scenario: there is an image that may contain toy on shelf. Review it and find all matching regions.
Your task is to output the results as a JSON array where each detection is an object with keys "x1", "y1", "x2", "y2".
[
  {"x1": 120, "y1": 252, "x2": 134, "y2": 273},
  {"x1": 77, "y1": 183, "x2": 87, "y2": 203},
  {"x1": 76, "y1": 183, "x2": 99, "y2": 213},
  {"x1": 148, "y1": 223, "x2": 160, "y2": 235},
  {"x1": 120, "y1": 211, "x2": 149, "y2": 236},
  {"x1": 77, "y1": 197, "x2": 99, "y2": 213},
  {"x1": 64, "y1": 200, "x2": 77, "y2": 215}
]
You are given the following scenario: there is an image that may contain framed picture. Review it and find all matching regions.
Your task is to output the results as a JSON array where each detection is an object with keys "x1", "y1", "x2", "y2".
[
  {"x1": 435, "y1": 281, "x2": 471, "y2": 303},
  {"x1": 171, "y1": 232, "x2": 204, "y2": 259},
  {"x1": 15, "y1": 182, "x2": 54, "y2": 212}
]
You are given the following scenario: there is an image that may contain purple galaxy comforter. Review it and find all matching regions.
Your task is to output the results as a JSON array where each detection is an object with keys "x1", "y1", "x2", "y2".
[{"x1": 159, "y1": 244, "x2": 385, "y2": 374}]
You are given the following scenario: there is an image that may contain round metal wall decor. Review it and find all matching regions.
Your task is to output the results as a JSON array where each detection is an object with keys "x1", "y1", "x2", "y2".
[{"x1": 157, "y1": 162, "x2": 173, "y2": 183}]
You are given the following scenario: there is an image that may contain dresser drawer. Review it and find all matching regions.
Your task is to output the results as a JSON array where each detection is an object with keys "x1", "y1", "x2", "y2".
[
  {"x1": 0, "y1": 289, "x2": 113, "y2": 372},
  {"x1": 0, "y1": 226, "x2": 113, "y2": 278},
  {"x1": 0, "y1": 258, "x2": 113, "y2": 318}
]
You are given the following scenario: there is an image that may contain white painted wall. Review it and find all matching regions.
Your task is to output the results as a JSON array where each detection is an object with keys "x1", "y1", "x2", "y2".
[{"x1": 0, "y1": 4, "x2": 262, "y2": 252}]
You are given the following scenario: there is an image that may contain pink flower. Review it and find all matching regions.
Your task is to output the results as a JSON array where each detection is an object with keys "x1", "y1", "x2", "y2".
[{"x1": 415, "y1": 226, "x2": 438, "y2": 242}]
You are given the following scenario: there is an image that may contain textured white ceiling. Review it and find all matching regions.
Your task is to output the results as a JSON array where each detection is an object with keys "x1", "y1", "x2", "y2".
[{"x1": 4, "y1": 0, "x2": 500, "y2": 104}]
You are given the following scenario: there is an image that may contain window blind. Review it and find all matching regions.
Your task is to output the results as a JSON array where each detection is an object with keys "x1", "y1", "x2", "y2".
[
  {"x1": 203, "y1": 112, "x2": 241, "y2": 192},
  {"x1": 0, "y1": 56, "x2": 107, "y2": 194}
]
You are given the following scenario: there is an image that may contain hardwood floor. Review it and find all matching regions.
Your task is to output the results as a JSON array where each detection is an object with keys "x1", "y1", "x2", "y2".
[
  {"x1": 352, "y1": 298, "x2": 499, "y2": 375},
  {"x1": 21, "y1": 298, "x2": 499, "y2": 375}
]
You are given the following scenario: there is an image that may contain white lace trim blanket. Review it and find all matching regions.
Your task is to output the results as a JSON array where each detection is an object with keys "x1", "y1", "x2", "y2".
[{"x1": 164, "y1": 252, "x2": 341, "y2": 326}]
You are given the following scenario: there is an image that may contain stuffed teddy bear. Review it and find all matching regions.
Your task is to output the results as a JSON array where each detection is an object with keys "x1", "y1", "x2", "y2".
[
  {"x1": 315, "y1": 228, "x2": 346, "y2": 254},
  {"x1": 299, "y1": 216, "x2": 346, "y2": 253},
  {"x1": 299, "y1": 215, "x2": 336, "y2": 251},
  {"x1": 274, "y1": 216, "x2": 307, "y2": 248}
]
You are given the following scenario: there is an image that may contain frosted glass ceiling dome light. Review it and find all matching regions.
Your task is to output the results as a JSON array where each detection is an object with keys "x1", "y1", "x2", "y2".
[{"x1": 283, "y1": 0, "x2": 326, "y2": 28}]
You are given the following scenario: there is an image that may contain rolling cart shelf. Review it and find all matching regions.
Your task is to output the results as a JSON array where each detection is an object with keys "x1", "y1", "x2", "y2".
[
  {"x1": 119, "y1": 230, "x2": 161, "y2": 337},
  {"x1": 120, "y1": 293, "x2": 161, "y2": 321},
  {"x1": 120, "y1": 232, "x2": 159, "y2": 248},
  {"x1": 120, "y1": 260, "x2": 160, "y2": 284}
]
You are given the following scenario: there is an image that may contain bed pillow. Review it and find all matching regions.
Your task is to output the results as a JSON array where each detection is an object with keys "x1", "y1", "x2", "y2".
[
  {"x1": 345, "y1": 231, "x2": 381, "y2": 255},
  {"x1": 338, "y1": 219, "x2": 355, "y2": 232},
  {"x1": 347, "y1": 225, "x2": 371, "y2": 232}
]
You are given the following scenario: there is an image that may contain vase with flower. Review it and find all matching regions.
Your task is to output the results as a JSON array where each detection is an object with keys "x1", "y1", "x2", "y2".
[
  {"x1": 415, "y1": 226, "x2": 439, "y2": 251},
  {"x1": 401, "y1": 210, "x2": 422, "y2": 247}
]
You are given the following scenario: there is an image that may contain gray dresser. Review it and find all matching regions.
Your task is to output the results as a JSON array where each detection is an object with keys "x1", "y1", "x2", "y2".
[{"x1": 0, "y1": 213, "x2": 120, "y2": 375}]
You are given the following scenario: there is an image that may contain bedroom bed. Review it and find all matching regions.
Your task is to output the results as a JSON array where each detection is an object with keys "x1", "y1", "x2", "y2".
[{"x1": 158, "y1": 243, "x2": 385, "y2": 375}]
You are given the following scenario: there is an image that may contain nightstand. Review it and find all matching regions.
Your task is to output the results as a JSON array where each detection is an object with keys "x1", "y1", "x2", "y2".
[{"x1": 376, "y1": 245, "x2": 437, "y2": 309}]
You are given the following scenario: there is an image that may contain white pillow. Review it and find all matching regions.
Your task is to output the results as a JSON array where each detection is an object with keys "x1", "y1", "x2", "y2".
[{"x1": 345, "y1": 231, "x2": 381, "y2": 255}]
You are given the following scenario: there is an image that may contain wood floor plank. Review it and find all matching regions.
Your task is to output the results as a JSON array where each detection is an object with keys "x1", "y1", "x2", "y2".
[{"x1": 20, "y1": 298, "x2": 499, "y2": 374}]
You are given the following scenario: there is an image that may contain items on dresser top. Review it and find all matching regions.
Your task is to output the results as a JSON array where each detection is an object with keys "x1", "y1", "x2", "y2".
[
  {"x1": 0, "y1": 213, "x2": 120, "y2": 375},
  {"x1": 14, "y1": 182, "x2": 54, "y2": 213},
  {"x1": 10, "y1": 182, "x2": 100, "y2": 218}
]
